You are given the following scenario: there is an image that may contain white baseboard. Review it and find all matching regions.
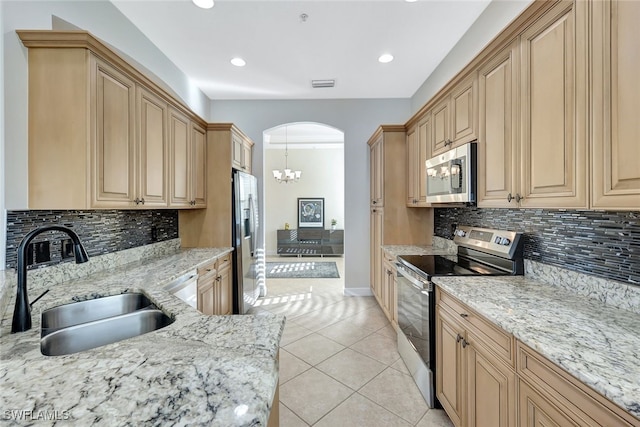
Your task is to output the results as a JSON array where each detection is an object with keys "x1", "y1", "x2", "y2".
[{"x1": 343, "y1": 287, "x2": 373, "y2": 297}]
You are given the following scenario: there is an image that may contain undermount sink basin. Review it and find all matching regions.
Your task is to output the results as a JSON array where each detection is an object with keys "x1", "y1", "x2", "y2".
[
  {"x1": 40, "y1": 293, "x2": 173, "y2": 356},
  {"x1": 41, "y1": 293, "x2": 154, "y2": 333}
]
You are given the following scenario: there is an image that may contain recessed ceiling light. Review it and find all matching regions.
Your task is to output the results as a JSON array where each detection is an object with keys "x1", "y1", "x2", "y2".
[
  {"x1": 192, "y1": 0, "x2": 214, "y2": 9},
  {"x1": 405, "y1": 0, "x2": 418, "y2": 3},
  {"x1": 378, "y1": 54, "x2": 394, "y2": 64},
  {"x1": 231, "y1": 57, "x2": 246, "y2": 67}
]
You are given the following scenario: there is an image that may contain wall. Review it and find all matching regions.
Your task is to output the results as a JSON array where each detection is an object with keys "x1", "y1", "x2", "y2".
[
  {"x1": 265, "y1": 146, "x2": 344, "y2": 256},
  {"x1": 2, "y1": 0, "x2": 210, "y2": 210},
  {"x1": 434, "y1": 207, "x2": 640, "y2": 285},
  {"x1": 5, "y1": 210, "x2": 178, "y2": 270},
  {"x1": 410, "y1": 0, "x2": 531, "y2": 114},
  {"x1": 210, "y1": 99, "x2": 411, "y2": 291}
]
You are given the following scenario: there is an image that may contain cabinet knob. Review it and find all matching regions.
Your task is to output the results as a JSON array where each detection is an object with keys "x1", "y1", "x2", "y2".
[
  {"x1": 515, "y1": 193, "x2": 524, "y2": 203},
  {"x1": 507, "y1": 193, "x2": 513, "y2": 203},
  {"x1": 134, "y1": 198, "x2": 140, "y2": 205},
  {"x1": 461, "y1": 338, "x2": 469, "y2": 349},
  {"x1": 372, "y1": 200, "x2": 377, "y2": 205},
  {"x1": 140, "y1": 198, "x2": 145, "y2": 205},
  {"x1": 456, "y1": 333, "x2": 463, "y2": 343},
  {"x1": 460, "y1": 313, "x2": 468, "y2": 318}
]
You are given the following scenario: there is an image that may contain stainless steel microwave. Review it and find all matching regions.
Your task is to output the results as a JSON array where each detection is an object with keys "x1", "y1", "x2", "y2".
[{"x1": 425, "y1": 142, "x2": 476, "y2": 203}]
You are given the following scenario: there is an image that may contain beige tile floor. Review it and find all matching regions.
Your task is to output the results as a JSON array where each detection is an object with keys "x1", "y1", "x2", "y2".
[{"x1": 249, "y1": 256, "x2": 454, "y2": 427}]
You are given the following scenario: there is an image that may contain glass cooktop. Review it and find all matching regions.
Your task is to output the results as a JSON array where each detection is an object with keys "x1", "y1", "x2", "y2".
[{"x1": 397, "y1": 254, "x2": 509, "y2": 279}]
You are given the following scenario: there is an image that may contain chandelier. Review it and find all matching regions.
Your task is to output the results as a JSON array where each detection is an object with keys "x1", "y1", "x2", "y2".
[{"x1": 272, "y1": 126, "x2": 302, "y2": 183}]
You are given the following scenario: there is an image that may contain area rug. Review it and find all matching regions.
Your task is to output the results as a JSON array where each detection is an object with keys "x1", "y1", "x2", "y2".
[{"x1": 265, "y1": 261, "x2": 340, "y2": 279}]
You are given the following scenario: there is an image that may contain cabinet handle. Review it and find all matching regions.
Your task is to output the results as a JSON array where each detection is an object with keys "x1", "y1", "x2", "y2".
[
  {"x1": 140, "y1": 198, "x2": 145, "y2": 205},
  {"x1": 461, "y1": 338, "x2": 469, "y2": 349},
  {"x1": 515, "y1": 193, "x2": 524, "y2": 203},
  {"x1": 456, "y1": 333, "x2": 463, "y2": 343},
  {"x1": 372, "y1": 200, "x2": 377, "y2": 205},
  {"x1": 134, "y1": 198, "x2": 140, "y2": 205},
  {"x1": 507, "y1": 193, "x2": 513, "y2": 203},
  {"x1": 460, "y1": 313, "x2": 468, "y2": 318}
]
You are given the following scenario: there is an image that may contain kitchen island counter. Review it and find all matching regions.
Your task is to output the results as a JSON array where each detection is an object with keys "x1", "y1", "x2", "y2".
[{"x1": 0, "y1": 247, "x2": 284, "y2": 426}]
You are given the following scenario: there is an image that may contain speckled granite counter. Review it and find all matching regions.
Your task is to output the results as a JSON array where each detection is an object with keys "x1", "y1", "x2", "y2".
[
  {"x1": 0, "y1": 248, "x2": 285, "y2": 426},
  {"x1": 381, "y1": 244, "x2": 454, "y2": 258},
  {"x1": 433, "y1": 275, "x2": 640, "y2": 420}
]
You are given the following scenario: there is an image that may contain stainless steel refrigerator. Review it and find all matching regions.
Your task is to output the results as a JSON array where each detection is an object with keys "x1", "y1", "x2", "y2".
[{"x1": 232, "y1": 170, "x2": 260, "y2": 314}]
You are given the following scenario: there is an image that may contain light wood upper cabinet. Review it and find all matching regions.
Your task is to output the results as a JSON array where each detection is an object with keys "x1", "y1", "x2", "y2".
[
  {"x1": 232, "y1": 132, "x2": 254, "y2": 173},
  {"x1": 91, "y1": 58, "x2": 136, "y2": 208},
  {"x1": 370, "y1": 133, "x2": 384, "y2": 207},
  {"x1": 519, "y1": 0, "x2": 588, "y2": 208},
  {"x1": 590, "y1": 0, "x2": 640, "y2": 210},
  {"x1": 406, "y1": 114, "x2": 432, "y2": 207},
  {"x1": 431, "y1": 74, "x2": 478, "y2": 157},
  {"x1": 18, "y1": 30, "x2": 206, "y2": 210},
  {"x1": 169, "y1": 108, "x2": 206, "y2": 208},
  {"x1": 477, "y1": 41, "x2": 519, "y2": 208},
  {"x1": 137, "y1": 86, "x2": 169, "y2": 207}
]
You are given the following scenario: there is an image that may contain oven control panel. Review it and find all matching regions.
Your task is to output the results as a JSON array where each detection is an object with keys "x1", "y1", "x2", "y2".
[{"x1": 453, "y1": 225, "x2": 522, "y2": 259}]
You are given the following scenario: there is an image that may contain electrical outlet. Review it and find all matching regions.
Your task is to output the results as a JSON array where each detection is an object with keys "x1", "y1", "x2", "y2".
[
  {"x1": 151, "y1": 226, "x2": 158, "y2": 241},
  {"x1": 61, "y1": 239, "x2": 74, "y2": 259},
  {"x1": 34, "y1": 241, "x2": 51, "y2": 263},
  {"x1": 27, "y1": 243, "x2": 35, "y2": 266}
]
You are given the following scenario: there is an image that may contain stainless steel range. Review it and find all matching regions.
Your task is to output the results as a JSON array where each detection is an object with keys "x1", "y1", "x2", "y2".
[{"x1": 395, "y1": 225, "x2": 524, "y2": 408}]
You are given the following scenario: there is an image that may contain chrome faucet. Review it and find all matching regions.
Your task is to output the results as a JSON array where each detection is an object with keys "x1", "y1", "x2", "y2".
[{"x1": 11, "y1": 225, "x2": 89, "y2": 333}]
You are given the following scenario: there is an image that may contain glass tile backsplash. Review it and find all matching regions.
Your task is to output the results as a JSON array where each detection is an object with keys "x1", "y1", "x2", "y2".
[
  {"x1": 5, "y1": 210, "x2": 179, "y2": 269},
  {"x1": 434, "y1": 208, "x2": 639, "y2": 285}
]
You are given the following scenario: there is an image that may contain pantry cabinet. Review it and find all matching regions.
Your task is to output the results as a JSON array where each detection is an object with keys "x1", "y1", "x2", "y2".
[
  {"x1": 368, "y1": 126, "x2": 433, "y2": 311},
  {"x1": 590, "y1": 0, "x2": 640, "y2": 210},
  {"x1": 17, "y1": 30, "x2": 206, "y2": 210}
]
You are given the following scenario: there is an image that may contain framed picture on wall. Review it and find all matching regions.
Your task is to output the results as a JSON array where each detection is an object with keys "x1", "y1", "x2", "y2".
[{"x1": 298, "y1": 198, "x2": 324, "y2": 228}]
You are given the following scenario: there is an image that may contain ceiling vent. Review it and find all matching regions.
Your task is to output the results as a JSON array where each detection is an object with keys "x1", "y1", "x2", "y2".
[{"x1": 312, "y1": 79, "x2": 335, "y2": 88}]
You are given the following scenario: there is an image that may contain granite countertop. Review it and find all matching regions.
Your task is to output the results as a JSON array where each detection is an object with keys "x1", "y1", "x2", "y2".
[
  {"x1": 381, "y1": 245, "x2": 454, "y2": 257},
  {"x1": 433, "y1": 275, "x2": 640, "y2": 420},
  {"x1": 0, "y1": 248, "x2": 285, "y2": 426}
]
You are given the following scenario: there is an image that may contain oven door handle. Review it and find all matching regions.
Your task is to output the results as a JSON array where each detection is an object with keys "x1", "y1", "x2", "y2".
[{"x1": 396, "y1": 265, "x2": 432, "y2": 292}]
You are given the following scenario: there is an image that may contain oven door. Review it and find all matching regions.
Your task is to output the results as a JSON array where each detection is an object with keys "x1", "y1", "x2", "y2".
[{"x1": 396, "y1": 264, "x2": 433, "y2": 367}]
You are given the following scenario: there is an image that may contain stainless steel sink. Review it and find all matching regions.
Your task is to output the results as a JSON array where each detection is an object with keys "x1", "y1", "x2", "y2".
[
  {"x1": 41, "y1": 293, "x2": 154, "y2": 333},
  {"x1": 41, "y1": 309, "x2": 173, "y2": 356}
]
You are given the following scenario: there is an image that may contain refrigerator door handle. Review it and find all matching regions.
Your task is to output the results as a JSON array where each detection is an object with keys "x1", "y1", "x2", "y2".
[{"x1": 248, "y1": 194, "x2": 256, "y2": 257}]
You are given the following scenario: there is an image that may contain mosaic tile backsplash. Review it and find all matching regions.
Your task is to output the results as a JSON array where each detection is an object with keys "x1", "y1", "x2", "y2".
[
  {"x1": 5, "y1": 210, "x2": 179, "y2": 269},
  {"x1": 434, "y1": 208, "x2": 639, "y2": 285}
]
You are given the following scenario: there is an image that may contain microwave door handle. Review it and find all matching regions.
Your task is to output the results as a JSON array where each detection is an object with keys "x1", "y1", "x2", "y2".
[{"x1": 450, "y1": 161, "x2": 462, "y2": 191}]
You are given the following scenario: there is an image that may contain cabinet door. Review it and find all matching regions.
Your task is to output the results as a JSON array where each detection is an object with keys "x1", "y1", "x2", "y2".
[
  {"x1": 137, "y1": 87, "x2": 168, "y2": 207},
  {"x1": 591, "y1": 0, "x2": 640, "y2": 209},
  {"x1": 191, "y1": 122, "x2": 207, "y2": 207},
  {"x1": 477, "y1": 42, "x2": 519, "y2": 208},
  {"x1": 406, "y1": 125, "x2": 419, "y2": 206},
  {"x1": 370, "y1": 136, "x2": 384, "y2": 206},
  {"x1": 519, "y1": 0, "x2": 588, "y2": 208},
  {"x1": 242, "y1": 140, "x2": 253, "y2": 173},
  {"x1": 169, "y1": 107, "x2": 192, "y2": 207},
  {"x1": 232, "y1": 133, "x2": 244, "y2": 170},
  {"x1": 451, "y1": 74, "x2": 478, "y2": 145},
  {"x1": 215, "y1": 265, "x2": 232, "y2": 315},
  {"x1": 432, "y1": 98, "x2": 451, "y2": 156},
  {"x1": 92, "y1": 58, "x2": 136, "y2": 208},
  {"x1": 417, "y1": 114, "x2": 432, "y2": 205},
  {"x1": 370, "y1": 207, "x2": 383, "y2": 300},
  {"x1": 197, "y1": 272, "x2": 216, "y2": 316},
  {"x1": 466, "y1": 332, "x2": 516, "y2": 427},
  {"x1": 436, "y1": 308, "x2": 464, "y2": 427},
  {"x1": 518, "y1": 379, "x2": 578, "y2": 427}
]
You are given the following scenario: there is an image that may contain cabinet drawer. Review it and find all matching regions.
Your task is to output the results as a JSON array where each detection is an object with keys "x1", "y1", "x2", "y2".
[
  {"x1": 438, "y1": 289, "x2": 515, "y2": 367},
  {"x1": 383, "y1": 251, "x2": 396, "y2": 265},
  {"x1": 216, "y1": 252, "x2": 232, "y2": 270},
  {"x1": 517, "y1": 342, "x2": 636, "y2": 426},
  {"x1": 197, "y1": 259, "x2": 217, "y2": 277}
]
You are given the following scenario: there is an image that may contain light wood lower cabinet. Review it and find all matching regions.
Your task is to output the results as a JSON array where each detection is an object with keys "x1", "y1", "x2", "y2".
[
  {"x1": 381, "y1": 253, "x2": 397, "y2": 327},
  {"x1": 197, "y1": 253, "x2": 232, "y2": 316},
  {"x1": 436, "y1": 288, "x2": 639, "y2": 427},
  {"x1": 436, "y1": 289, "x2": 515, "y2": 427}
]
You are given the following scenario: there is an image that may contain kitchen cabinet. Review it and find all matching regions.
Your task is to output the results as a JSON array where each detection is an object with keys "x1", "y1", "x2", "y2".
[
  {"x1": 477, "y1": 41, "x2": 519, "y2": 208},
  {"x1": 18, "y1": 30, "x2": 207, "y2": 210},
  {"x1": 381, "y1": 252, "x2": 398, "y2": 327},
  {"x1": 179, "y1": 123, "x2": 255, "y2": 248},
  {"x1": 431, "y1": 74, "x2": 478, "y2": 157},
  {"x1": 406, "y1": 114, "x2": 432, "y2": 207},
  {"x1": 436, "y1": 287, "x2": 516, "y2": 427},
  {"x1": 368, "y1": 126, "x2": 433, "y2": 309},
  {"x1": 517, "y1": 342, "x2": 636, "y2": 427},
  {"x1": 197, "y1": 253, "x2": 232, "y2": 316},
  {"x1": 232, "y1": 132, "x2": 254, "y2": 173},
  {"x1": 169, "y1": 108, "x2": 206, "y2": 208},
  {"x1": 518, "y1": 0, "x2": 588, "y2": 209},
  {"x1": 590, "y1": 0, "x2": 640, "y2": 210}
]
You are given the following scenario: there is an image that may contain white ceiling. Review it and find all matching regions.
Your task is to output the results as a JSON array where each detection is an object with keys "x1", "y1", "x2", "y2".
[{"x1": 111, "y1": 0, "x2": 492, "y2": 101}]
